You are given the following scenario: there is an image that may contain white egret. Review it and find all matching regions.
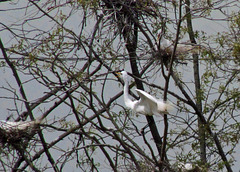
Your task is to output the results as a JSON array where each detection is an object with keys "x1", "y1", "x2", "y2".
[
  {"x1": 157, "y1": 31, "x2": 201, "y2": 55},
  {"x1": 178, "y1": 162, "x2": 201, "y2": 172},
  {"x1": 117, "y1": 71, "x2": 171, "y2": 116},
  {"x1": 0, "y1": 118, "x2": 42, "y2": 133},
  {"x1": 184, "y1": 163, "x2": 193, "y2": 170}
]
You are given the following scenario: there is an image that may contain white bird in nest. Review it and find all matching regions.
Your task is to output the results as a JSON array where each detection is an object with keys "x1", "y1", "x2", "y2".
[
  {"x1": 0, "y1": 118, "x2": 42, "y2": 133},
  {"x1": 157, "y1": 31, "x2": 201, "y2": 55},
  {"x1": 178, "y1": 162, "x2": 201, "y2": 172},
  {"x1": 117, "y1": 71, "x2": 172, "y2": 116}
]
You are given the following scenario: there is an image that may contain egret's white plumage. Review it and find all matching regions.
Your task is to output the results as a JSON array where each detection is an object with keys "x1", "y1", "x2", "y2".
[
  {"x1": 184, "y1": 163, "x2": 193, "y2": 170},
  {"x1": 157, "y1": 31, "x2": 201, "y2": 55},
  {"x1": 0, "y1": 118, "x2": 42, "y2": 132},
  {"x1": 118, "y1": 71, "x2": 171, "y2": 116},
  {"x1": 177, "y1": 162, "x2": 201, "y2": 172}
]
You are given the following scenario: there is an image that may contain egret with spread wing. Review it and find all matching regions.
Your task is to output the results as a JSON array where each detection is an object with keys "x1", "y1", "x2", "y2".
[{"x1": 117, "y1": 71, "x2": 171, "y2": 116}]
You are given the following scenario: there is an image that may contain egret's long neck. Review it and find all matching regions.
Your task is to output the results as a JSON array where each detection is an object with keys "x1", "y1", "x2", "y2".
[{"x1": 123, "y1": 78, "x2": 134, "y2": 109}]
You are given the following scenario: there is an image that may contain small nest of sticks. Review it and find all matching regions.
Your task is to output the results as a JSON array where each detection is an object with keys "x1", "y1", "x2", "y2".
[{"x1": 0, "y1": 121, "x2": 40, "y2": 147}]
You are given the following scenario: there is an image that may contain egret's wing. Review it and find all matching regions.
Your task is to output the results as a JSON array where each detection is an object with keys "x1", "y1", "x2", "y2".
[
  {"x1": 17, "y1": 121, "x2": 36, "y2": 130},
  {"x1": 0, "y1": 120, "x2": 39, "y2": 131},
  {"x1": 135, "y1": 89, "x2": 158, "y2": 101},
  {"x1": 135, "y1": 89, "x2": 158, "y2": 111},
  {"x1": 0, "y1": 121, "x2": 19, "y2": 131},
  {"x1": 135, "y1": 89, "x2": 171, "y2": 115},
  {"x1": 156, "y1": 100, "x2": 170, "y2": 114},
  {"x1": 161, "y1": 37, "x2": 200, "y2": 55}
]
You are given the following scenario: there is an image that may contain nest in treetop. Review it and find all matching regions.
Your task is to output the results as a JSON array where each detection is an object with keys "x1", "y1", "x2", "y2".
[
  {"x1": 0, "y1": 121, "x2": 40, "y2": 147},
  {"x1": 102, "y1": 0, "x2": 160, "y2": 24},
  {"x1": 104, "y1": 0, "x2": 158, "y2": 13}
]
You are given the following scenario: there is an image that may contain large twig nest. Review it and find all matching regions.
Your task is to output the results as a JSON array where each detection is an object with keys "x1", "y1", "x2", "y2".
[{"x1": 0, "y1": 119, "x2": 42, "y2": 146}]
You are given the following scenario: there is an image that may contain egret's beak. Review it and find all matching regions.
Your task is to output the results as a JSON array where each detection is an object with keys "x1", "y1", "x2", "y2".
[{"x1": 116, "y1": 72, "x2": 122, "y2": 77}]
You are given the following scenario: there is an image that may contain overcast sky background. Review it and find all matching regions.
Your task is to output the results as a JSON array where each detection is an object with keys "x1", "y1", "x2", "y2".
[{"x1": 0, "y1": 1, "x2": 239, "y2": 171}]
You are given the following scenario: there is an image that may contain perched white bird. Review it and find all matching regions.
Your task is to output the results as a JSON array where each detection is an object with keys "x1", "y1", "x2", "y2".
[
  {"x1": 118, "y1": 71, "x2": 171, "y2": 116},
  {"x1": 184, "y1": 163, "x2": 193, "y2": 170},
  {"x1": 0, "y1": 118, "x2": 42, "y2": 133},
  {"x1": 157, "y1": 32, "x2": 201, "y2": 55},
  {"x1": 177, "y1": 162, "x2": 202, "y2": 172}
]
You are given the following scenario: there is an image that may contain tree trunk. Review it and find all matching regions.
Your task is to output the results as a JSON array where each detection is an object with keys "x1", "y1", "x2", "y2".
[{"x1": 185, "y1": 0, "x2": 207, "y2": 165}]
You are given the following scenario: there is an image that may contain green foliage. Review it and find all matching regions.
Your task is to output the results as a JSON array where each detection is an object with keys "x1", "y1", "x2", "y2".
[
  {"x1": 77, "y1": 0, "x2": 99, "y2": 9},
  {"x1": 230, "y1": 11, "x2": 240, "y2": 29},
  {"x1": 232, "y1": 42, "x2": 240, "y2": 58}
]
